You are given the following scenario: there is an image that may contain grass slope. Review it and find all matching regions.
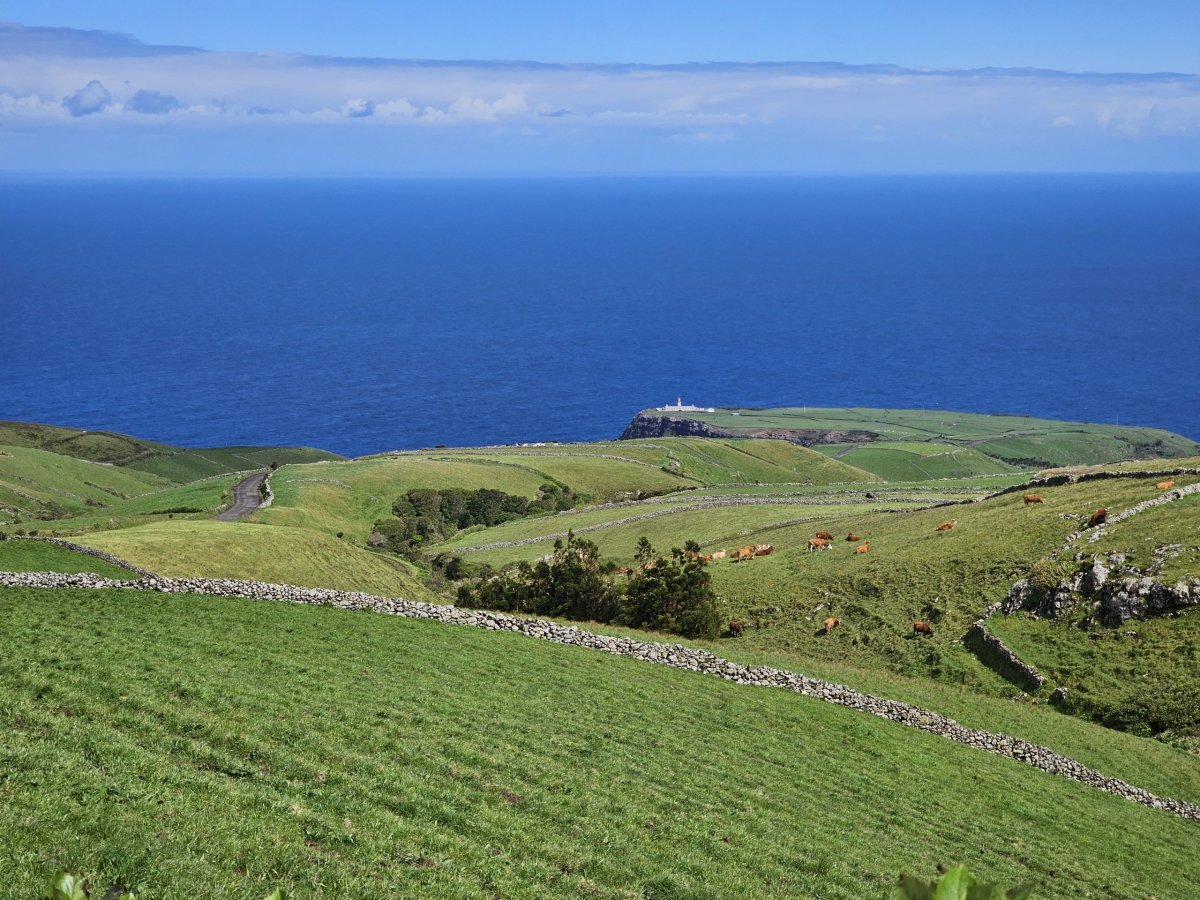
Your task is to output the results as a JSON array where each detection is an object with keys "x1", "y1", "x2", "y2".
[
  {"x1": 74, "y1": 521, "x2": 435, "y2": 601},
  {"x1": 0, "y1": 540, "x2": 134, "y2": 577},
  {"x1": 0, "y1": 420, "x2": 343, "y2": 484},
  {"x1": 0, "y1": 445, "x2": 171, "y2": 523},
  {"x1": 638, "y1": 407, "x2": 1200, "y2": 470},
  {"x1": 2, "y1": 586, "x2": 1198, "y2": 898}
]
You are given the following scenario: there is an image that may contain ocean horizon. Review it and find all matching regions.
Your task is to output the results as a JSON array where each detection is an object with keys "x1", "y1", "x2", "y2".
[{"x1": 3, "y1": 174, "x2": 1197, "y2": 455}]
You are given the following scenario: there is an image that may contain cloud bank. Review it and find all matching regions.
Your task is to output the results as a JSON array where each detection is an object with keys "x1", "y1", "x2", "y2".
[{"x1": 2, "y1": 21, "x2": 1198, "y2": 173}]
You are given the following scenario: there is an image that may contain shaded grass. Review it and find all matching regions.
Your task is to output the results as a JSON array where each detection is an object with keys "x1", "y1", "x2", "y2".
[
  {"x1": 0, "y1": 539, "x2": 134, "y2": 577},
  {"x1": 1, "y1": 586, "x2": 1198, "y2": 898}
]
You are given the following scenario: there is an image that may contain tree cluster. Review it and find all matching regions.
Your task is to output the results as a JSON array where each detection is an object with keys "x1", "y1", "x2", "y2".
[
  {"x1": 369, "y1": 483, "x2": 575, "y2": 557},
  {"x1": 456, "y1": 532, "x2": 721, "y2": 640}
]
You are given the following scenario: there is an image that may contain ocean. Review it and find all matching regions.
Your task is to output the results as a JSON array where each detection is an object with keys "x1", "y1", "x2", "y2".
[{"x1": 1, "y1": 175, "x2": 1197, "y2": 456}]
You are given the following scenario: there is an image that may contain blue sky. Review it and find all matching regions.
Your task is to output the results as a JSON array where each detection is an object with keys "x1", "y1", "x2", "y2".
[{"x1": 1, "y1": 3, "x2": 1198, "y2": 174}]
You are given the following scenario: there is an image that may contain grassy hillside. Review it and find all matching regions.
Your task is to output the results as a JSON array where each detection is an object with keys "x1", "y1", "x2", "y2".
[
  {"x1": 2, "y1": 586, "x2": 1198, "y2": 898},
  {"x1": 0, "y1": 420, "x2": 343, "y2": 484},
  {"x1": 75, "y1": 521, "x2": 436, "y2": 601},
  {"x1": 449, "y1": 464, "x2": 1200, "y2": 713},
  {"x1": 0, "y1": 445, "x2": 172, "y2": 523},
  {"x1": 630, "y1": 406, "x2": 1200, "y2": 472}
]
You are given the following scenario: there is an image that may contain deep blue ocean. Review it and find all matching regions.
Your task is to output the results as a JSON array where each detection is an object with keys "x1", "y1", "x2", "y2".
[{"x1": 1, "y1": 176, "x2": 1197, "y2": 456}]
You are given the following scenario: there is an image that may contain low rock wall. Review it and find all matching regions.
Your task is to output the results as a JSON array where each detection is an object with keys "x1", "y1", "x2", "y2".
[
  {"x1": 963, "y1": 617, "x2": 1047, "y2": 692},
  {"x1": 2, "y1": 569, "x2": 1197, "y2": 824}
]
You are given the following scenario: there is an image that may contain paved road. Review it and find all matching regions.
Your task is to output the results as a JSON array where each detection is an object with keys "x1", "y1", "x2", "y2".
[{"x1": 216, "y1": 471, "x2": 268, "y2": 521}]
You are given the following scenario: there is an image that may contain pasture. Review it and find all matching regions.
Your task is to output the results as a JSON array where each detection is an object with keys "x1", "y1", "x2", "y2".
[
  {"x1": 642, "y1": 406, "x2": 1200, "y2": 469},
  {"x1": 75, "y1": 520, "x2": 435, "y2": 600},
  {"x1": 2, "y1": 585, "x2": 1198, "y2": 898}
]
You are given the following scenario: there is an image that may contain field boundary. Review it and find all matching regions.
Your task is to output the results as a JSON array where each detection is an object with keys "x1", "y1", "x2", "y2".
[{"x1": 2, "y1": 569, "x2": 1197, "y2": 824}]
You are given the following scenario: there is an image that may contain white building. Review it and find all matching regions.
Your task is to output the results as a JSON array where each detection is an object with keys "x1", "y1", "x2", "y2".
[{"x1": 656, "y1": 396, "x2": 716, "y2": 413}]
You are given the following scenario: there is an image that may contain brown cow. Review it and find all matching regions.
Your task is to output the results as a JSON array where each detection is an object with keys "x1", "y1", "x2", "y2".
[
  {"x1": 936, "y1": 520, "x2": 957, "y2": 531},
  {"x1": 913, "y1": 620, "x2": 934, "y2": 637},
  {"x1": 846, "y1": 533, "x2": 861, "y2": 542},
  {"x1": 1157, "y1": 480, "x2": 1175, "y2": 491},
  {"x1": 815, "y1": 531, "x2": 835, "y2": 541},
  {"x1": 728, "y1": 621, "x2": 744, "y2": 638},
  {"x1": 1088, "y1": 508, "x2": 1107, "y2": 527},
  {"x1": 733, "y1": 546, "x2": 756, "y2": 561},
  {"x1": 807, "y1": 538, "x2": 832, "y2": 552},
  {"x1": 710, "y1": 550, "x2": 727, "y2": 560},
  {"x1": 855, "y1": 542, "x2": 871, "y2": 554},
  {"x1": 754, "y1": 543, "x2": 775, "y2": 556},
  {"x1": 1023, "y1": 494, "x2": 1044, "y2": 504},
  {"x1": 823, "y1": 616, "x2": 840, "y2": 635},
  {"x1": 617, "y1": 566, "x2": 632, "y2": 576}
]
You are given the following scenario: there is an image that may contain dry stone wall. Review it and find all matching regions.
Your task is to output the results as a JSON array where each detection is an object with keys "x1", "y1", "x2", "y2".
[{"x1": 2, "y1": 569, "x2": 1198, "y2": 824}]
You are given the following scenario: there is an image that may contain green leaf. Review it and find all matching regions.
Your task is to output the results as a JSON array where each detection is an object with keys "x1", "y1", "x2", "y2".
[
  {"x1": 262, "y1": 891, "x2": 283, "y2": 900},
  {"x1": 1006, "y1": 886, "x2": 1036, "y2": 900},
  {"x1": 935, "y1": 865, "x2": 975, "y2": 900},
  {"x1": 48, "y1": 872, "x2": 88, "y2": 900}
]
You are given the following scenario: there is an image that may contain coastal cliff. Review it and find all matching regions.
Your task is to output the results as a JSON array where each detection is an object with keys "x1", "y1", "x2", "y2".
[{"x1": 619, "y1": 413, "x2": 878, "y2": 446}]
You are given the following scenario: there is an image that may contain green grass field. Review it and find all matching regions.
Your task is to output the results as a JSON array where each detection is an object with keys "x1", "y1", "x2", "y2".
[
  {"x1": 74, "y1": 521, "x2": 436, "y2": 600},
  {"x1": 2, "y1": 586, "x2": 1198, "y2": 898},
  {"x1": 816, "y1": 442, "x2": 1022, "y2": 481},
  {"x1": 632, "y1": 407, "x2": 1200, "y2": 471}
]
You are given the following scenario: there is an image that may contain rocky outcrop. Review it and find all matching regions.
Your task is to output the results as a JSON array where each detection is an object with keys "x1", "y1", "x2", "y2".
[
  {"x1": 1003, "y1": 553, "x2": 1200, "y2": 627},
  {"x1": 3, "y1": 569, "x2": 1199, "y2": 823},
  {"x1": 619, "y1": 414, "x2": 878, "y2": 446}
]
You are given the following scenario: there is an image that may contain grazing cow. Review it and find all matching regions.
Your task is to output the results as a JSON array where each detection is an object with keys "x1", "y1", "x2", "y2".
[
  {"x1": 846, "y1": 533, "x2": 861, "y2": 542},
  {"x1": 807, "y1": 538, "x2": 832, "y2": 552},
  {"x1": 823, "y1": 616, "x2": 840, "y2": 635},
  {"x1": 728, "y1": 621, "x2": 744, "y2": 638},
  {"x1": 1157, "y1": 480, "x2": 1175, "y2": 491},
  {"x1": 815, "y1": 531, "x2": 835, "y2": 541},
  {"x1": 754, "y1": 544, "x2": 775, "y2": 556},
  {"x1": 733, "y1": 546, "x2": 756, "y2": 562},
  {"x1": 913, "y1": 620, "x2": 934, "y2": 637},
  {"x1": 617, "y1": 566, "x2": 632, "y2": 576},
  {"x1": 855, "y1": 542, "x2": 871, "y2": 554},
  {"x1": 1088, "y1": 508, "x2": 1107, "y2": 527},
  {"x1": 1023, "y1": 494, "x2": 1044, "y2": 504},
  {"x1": 936, "y1": 520, "x2": 957, "y2": 531},
  {"x1": 710, "y1": 550, "x2": 727, "y2": 560}
]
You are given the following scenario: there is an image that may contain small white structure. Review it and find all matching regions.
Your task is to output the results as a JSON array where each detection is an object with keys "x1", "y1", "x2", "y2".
[{"x1": 656, "y1": 396, "x2": 716, "y2": 413}]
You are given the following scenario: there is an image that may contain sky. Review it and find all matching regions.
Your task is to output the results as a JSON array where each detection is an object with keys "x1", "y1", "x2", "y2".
[{"x1": 1, "y1": 2, "x2": 1198, "y2": 174}]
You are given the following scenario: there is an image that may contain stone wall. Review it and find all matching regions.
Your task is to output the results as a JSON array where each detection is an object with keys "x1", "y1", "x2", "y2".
[
  {"x1": 3, "y1": 569, "x2": 1197, "y2": 824},
  {"x1": 963, "y1": 609, "x2": 1047, "y2": 692}
]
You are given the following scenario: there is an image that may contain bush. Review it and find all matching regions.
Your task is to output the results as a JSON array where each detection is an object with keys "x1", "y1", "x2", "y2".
[{"x1": 457, "y1": 534, "x2": 720, "y2": 640}]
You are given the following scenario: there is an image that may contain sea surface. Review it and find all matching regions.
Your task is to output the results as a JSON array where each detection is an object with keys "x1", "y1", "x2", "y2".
[{"x1": 1, "y1": 175, "x2": 1197, "y2": 456}]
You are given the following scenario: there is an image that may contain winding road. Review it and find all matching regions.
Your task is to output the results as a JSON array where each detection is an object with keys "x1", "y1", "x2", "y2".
[{"x1": 216, "y1": 471, "x2": 268, "y2": 521}]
